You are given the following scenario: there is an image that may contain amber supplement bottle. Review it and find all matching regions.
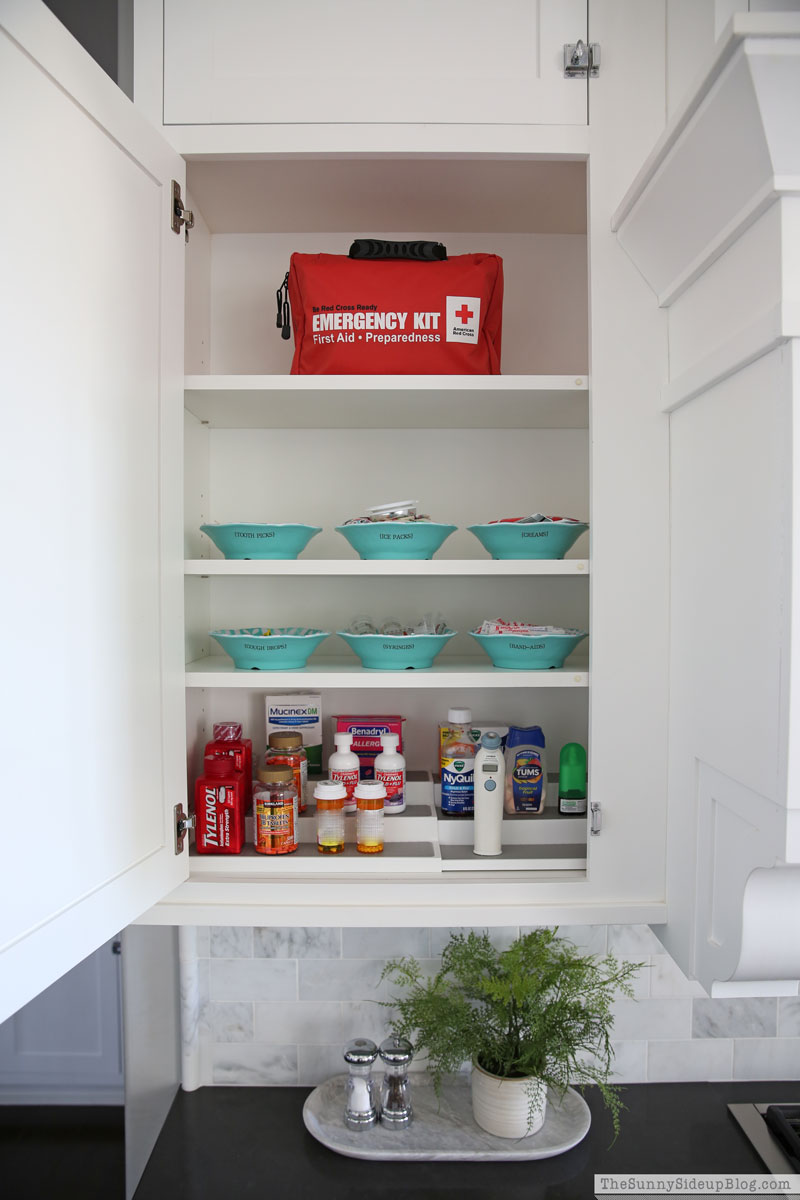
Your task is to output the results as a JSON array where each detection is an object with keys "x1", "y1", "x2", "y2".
[
  {"x1": 355, "y1": 779, "x2": 386, "y2": 854},
  {"x1": 314, "y1": 779, "x2": 346, "y2": 854},
  {"x1": 253, "y1": 765, "x2": 298, "y2": 855},
  {"x1": 265, "y1": 730, "x2": 307, "y2": 811}
]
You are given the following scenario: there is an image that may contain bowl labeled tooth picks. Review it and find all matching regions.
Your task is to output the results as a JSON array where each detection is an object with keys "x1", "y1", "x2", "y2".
[
  {"x1": 211, "y1": 628, "x2": 330, "y2": 670},
  {"x1": 201, "y1": 523, "x2": 321, "y2": 560}
]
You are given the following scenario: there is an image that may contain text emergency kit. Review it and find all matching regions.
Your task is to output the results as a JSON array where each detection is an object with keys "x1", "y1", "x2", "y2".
[{"x1": 277, "y1": 240, "x2": 503, "y2": 374}]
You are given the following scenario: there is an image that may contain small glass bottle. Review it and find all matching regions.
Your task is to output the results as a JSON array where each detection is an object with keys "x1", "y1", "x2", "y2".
[
  {"x1": 253, "y1": 766, "x2": 298, "y2": 855},
  {"x1": 343, "y1": 1038, "x2": 379, "y2": 1130},
  {"x1": 265, "y1": 730, "x2": 307, "y2": 812},
  {"x1": 379, "y1": 1035, "x2": 414, "y2": 1127},
  {"x1": 355, "y1": 779, "x2": 386, "y2": 854},
  {"x1": 314, "y1": 779, "x2": 346, "y2": 854}
]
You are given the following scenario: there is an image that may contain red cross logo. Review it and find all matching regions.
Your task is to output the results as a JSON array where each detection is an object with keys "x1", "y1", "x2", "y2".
[{"x1": 455, "y1": 304, "x2": 474, "y2": 324}]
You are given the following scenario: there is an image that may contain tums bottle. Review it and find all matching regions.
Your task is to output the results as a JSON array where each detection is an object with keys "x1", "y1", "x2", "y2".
[{"x1": 504, "y1": 725, "x2": 547, "y2": 814}]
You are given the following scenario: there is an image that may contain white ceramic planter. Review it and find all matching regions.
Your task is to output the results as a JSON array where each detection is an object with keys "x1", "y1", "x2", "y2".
[{"x1": 471, "y1": 1063, "x2": 547, "y2": 1138}]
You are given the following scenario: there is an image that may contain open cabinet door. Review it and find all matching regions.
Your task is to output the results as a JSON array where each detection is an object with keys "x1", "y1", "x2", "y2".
[{"x1": 0, "y1": 0, "x2": 188, "y2": 1024}]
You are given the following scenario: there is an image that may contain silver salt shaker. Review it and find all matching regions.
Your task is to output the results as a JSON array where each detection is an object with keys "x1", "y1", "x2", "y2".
[
  {"x1": 343, "y1": 1038, "x2": 379, "y2": 1130},
  {"x1": 379, "y1": 1035, "x2": 414, "y2": 1127}
]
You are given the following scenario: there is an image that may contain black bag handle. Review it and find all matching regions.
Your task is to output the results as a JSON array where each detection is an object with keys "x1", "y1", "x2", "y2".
[
  {"x1": 276, "y1": 271, "x2": 291, "y2": 340},
  {"x1": 349, "y1": 239, "x2": 447, "y2": 262}
]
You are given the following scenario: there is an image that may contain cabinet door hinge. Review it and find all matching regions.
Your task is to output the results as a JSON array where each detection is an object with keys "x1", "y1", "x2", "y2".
[
  {"x1": 590, "y1": 800, "x2": 602, "y2": 836},
  {"x1": 564, "y1": 40, "x2": 600, "y2": 78},
  {"x1": 175, "y1": 803, "x2": 195, "y2": 854},
  {"x1": 171, "y1": 180, "x2": 194, "y2": 243}
]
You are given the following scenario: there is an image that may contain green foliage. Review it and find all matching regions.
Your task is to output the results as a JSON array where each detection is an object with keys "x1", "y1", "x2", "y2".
[{"x1": 381, "y1": 929, "x2": 641, "y2": 1138}]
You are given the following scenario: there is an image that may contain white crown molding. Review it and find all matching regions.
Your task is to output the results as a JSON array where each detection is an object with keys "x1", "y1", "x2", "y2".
[{"x1": 613, "y1": 16, "x2": 800, "y2": 308}]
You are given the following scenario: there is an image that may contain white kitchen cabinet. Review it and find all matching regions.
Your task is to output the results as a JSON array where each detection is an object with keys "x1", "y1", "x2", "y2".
[
  {"x1": 0, "y1": 937, "x2": 123, "y2": 1105},
  {"x1": 154, "y1": 0, "x2": 589, "y2": 132},
  {"x1": 138, "y1": 0, "x2": 671, "y2": 929},
  {"x1": 2, "y1": 0, "x2": 685, "y2": 1030},
  {"x1": 165, "y1": 152, "x2": 602, "y2": 922},
  {"x1": 0, "y1": 0, "x2": 188, "y2": 1026},
  {"x1": 614, "y1": 12, "x2": 800, "y2": 993}
]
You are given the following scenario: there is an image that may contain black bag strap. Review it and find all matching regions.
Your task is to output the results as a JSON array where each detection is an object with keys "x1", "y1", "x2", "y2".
[
  {"x1": 349, "y1": 239, "x2": 447, "y2": 262},
  {"x1": 275, "y1": 271, "x2": 291, "y2": 339}
]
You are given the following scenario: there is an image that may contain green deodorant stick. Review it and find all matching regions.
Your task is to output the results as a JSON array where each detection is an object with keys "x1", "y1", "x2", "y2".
[{"x1": 558, "y1": 743, "x2": 587, "y2": 815}]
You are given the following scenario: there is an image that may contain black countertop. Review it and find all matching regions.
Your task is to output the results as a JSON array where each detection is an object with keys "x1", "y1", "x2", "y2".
[{"x1": 134, "y1": 1080, "x2": 798, "y2": 1199}]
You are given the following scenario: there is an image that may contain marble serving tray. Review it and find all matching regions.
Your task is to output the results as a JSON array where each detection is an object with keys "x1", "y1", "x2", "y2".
[{"x1": 303, "y1": 1073, "x2": 591, "y2": 1162}]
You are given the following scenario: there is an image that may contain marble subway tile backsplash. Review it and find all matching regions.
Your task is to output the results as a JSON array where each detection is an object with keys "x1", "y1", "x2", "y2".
[
  {"x1": 181, "y1": 925, "x2": 797, "y2": 1089},
  {"x1": 255, "y1": 928, "x2": 342, "y2": 959}
]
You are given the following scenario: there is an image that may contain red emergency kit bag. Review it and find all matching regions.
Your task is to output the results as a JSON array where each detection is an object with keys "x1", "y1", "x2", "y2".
[{"x1": 277, "y1": 240, "x2": 503, "y2": 375}]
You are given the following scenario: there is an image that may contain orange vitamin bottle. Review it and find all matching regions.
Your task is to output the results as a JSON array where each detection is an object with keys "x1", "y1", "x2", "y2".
[{"x1": 265, "y1": 731, "x2": 307, "y2": 811}]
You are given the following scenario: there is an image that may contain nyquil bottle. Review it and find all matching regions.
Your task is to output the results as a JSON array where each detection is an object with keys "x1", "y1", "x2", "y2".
[
  {"x1": 503, "y1": 725, "x2": 547, "y2": 814},
  {"x1": 440, "y1": 707, "x2": 475, "y2": 815}
]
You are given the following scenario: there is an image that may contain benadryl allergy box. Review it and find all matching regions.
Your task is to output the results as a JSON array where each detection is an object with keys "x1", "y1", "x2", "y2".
[{"x1": 266, "y1": 694, "x2": 322, "y2": 775}]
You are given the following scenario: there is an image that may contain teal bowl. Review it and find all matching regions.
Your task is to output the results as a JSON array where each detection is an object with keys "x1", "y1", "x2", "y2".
[
  {"x1": 200, "y1": 523, "x2": 322, "y2": 560},
  {"x1": 211, "y1": 628, "x2": 330, "y2": 670},
  {"x1": 467, "y1": 522, "x2": 588, "y2": 560},
  {"x1": 470, "y1": 630, "x2": 588, "y2": 670},
  {"x1": 335, "y1": 522, "x2": 457, "y2": 560},
  {"x1": 338, "y1": 630, "x2": 457, "y2": 670}
]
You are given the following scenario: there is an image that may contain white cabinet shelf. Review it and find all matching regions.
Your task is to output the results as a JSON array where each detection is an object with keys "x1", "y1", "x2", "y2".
[
  {"x1": 438, "y1": 844, "x2": 586, "y2": 871},
  {"x1": 177, "y1": 154, "x2": 596, "y2": 918},
  {"x1": 185, "y1": 657, "x2": 589, "y2": 689},
  {"x1": 185, "y1": 559, "x2": 589, "y2": 577},
  {"x1": 184, "y1": 374, "x2": 588, "y2": 430},
  {"x1": 190, "y1": 842, "x2": 442, "y2": 875},
  {"x1": 185, "y1": 778, "x2": 587, "y2": 880},
  {"x1": 435, "y1": 780, "x2": 587, "y2": 872}
]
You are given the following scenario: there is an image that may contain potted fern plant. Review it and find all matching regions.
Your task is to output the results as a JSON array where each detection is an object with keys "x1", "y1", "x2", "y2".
[{"x1": 381, "y1": 928, "x2": 640, "y2": 1139}]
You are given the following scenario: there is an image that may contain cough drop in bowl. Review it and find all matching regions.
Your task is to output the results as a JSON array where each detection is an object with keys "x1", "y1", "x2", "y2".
[
  {"x1": 211, "y1": 628, "x2": 330, "y2": 670},
  {"x1": 338, "y1": 630, "x2": 457, "y2": 670},
  {"x1": 200, "y1": 523, "x2": 322, "y2": 560},
  {"x1": 470, "y1": 629, "x2": 587, "y2": 670},
  {"x1": 467, "y1": 522, "x2": 588, "y2": 560},
  {"x1": 335, "y1": 522, "x2": 457, "y2": 560}
]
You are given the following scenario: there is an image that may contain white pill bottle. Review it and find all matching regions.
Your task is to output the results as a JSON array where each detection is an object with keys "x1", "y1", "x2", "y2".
[
  {"x1": 328, "y1": 732, "x2": 360, "y2": 814},
  {"x1": 374, "y1": 733, "x2": 406, "y2": 814}
]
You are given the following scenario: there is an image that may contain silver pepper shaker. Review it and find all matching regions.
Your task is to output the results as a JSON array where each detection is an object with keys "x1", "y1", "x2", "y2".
[
  {"x1": 343, "y1": 1038, "x2": 379, "y2": 1130},
  {"x1": 379, "y1": 1035, "x2": 414, "y2": 1127}
]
